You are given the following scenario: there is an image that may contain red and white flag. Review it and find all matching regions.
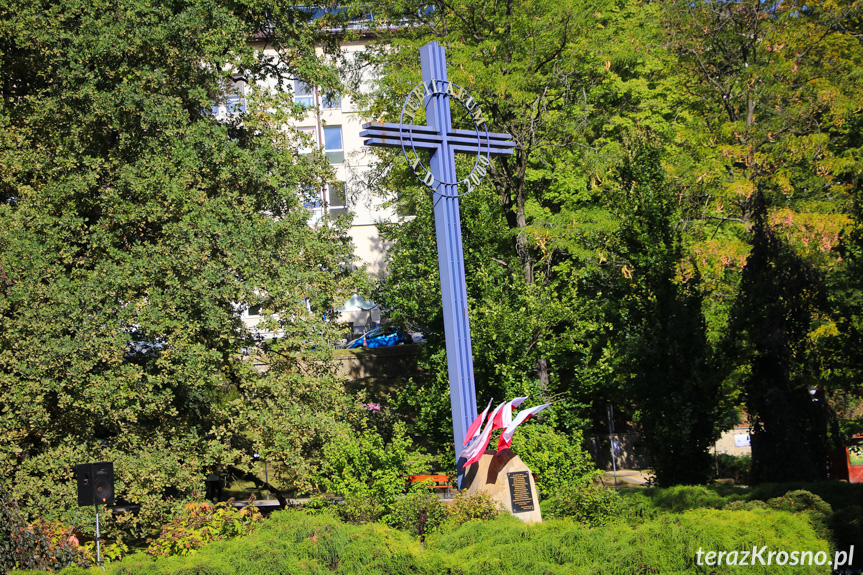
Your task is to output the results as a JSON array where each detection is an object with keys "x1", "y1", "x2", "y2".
[
  {"x1": 463, "y1": 398, "x2": 493, "y2": 447},
  {"x1": 497, "y1": 403, "x2": 552, "y2": 452},
  {"x1": 491, "y1": 396, "x2": 528, "y2": 430},
  {"x1": 460, "y1": 401, "x2": 505, "y2": 467}
]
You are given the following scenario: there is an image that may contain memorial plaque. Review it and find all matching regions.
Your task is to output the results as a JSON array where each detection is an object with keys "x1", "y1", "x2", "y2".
[
  {"x1": 463, "y1": 451, "x2": 542, "y2": 522},
  {"x1": 507, "y1": 470, "x2": 535, "y2": 513}
]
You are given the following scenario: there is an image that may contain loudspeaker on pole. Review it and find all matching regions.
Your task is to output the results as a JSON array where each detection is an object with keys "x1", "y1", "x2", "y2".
[{"x1": 76, "y1": 462, "x2": 114, "y2": 507}]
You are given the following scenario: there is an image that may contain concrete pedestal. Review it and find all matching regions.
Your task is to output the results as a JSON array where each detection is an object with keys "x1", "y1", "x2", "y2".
[{"x1": 461, "y1": 449, "x2": 542, "y2": 523}]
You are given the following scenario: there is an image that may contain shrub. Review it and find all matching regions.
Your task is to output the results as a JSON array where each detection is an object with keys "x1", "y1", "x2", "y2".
[
  {"x1": 145, "y1": 499, "x2": 263, "y2": 557},
  {"x1": 509, "y1": 424, "x2": 599, "y2": 498},
  {"x1": 764, "y1": 489, "x2": 832, "y2": 516},
  {"x1": 830, "y1": 505, "x2": 863, "y2": 567},
  {"x1": 429, "y1": 507, "x2": 829, "y2": 574},
  {"x1": 723, "y1": 499, "x2": 769, "y2": 511},
  {"x1": 387, "y1": 489, "x2": 447, "y2": 537},
  {"x1": 745, "y1": 481, "x2": 863, "y2": 507},
  {"x1": 446, "y1": 491, "x2": 503, "y2": 528},
  {"x1": 336, "y1": 494, "x2": 384, "y2": 525},
  {"x1": 0, "y1": 482, "x2": 76, "y2": 573},
  {"x1": 20, "y1": 504, "x2": 832, "y2": 575},
  {"x1": 714, "y1": 453, "x2": 752, "y2": 484},
  {"x1": 765, "y1": 490, "x2": 832, "y2": 541},
  {"x1": 302, "y1": 495, "x2": 336, "y2": 516},
  {"x1": 11, "y1": 569, "x2": 91, "y2": 575},
  {"x1": 321, "y1": 422, "x2": 424, "y2": 511},
  {"x1": 648, "y1": 484, "x2": 737, "y2": 512},
  {"x1": 542, "y1": 482, "x2": 623, "y2": 526},
  {"x1": 99, "y1": 510, "x2": 448, "y2": 575},
  {"x1": 616, "y1": 490, "x2": 662, "y2": 523}
]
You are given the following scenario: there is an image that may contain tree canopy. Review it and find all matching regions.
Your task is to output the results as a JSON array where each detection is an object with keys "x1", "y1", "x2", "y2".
[
  {"x1": 1, "y1": 0, "x2": 862, "y2": 545},
  {"x1": 356, "y1": 0, "x2": 863, "y2": 483},
  {"x1": 0, "y1": 0, "x2": 361, "y2": 538}
]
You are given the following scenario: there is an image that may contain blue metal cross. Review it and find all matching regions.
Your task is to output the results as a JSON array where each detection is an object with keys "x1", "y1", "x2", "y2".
[{"x1": 361, "y1": 42, "x2": 515, "y2": 475}]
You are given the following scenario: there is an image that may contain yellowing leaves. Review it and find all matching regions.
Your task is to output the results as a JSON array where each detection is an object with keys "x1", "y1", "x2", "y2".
[
  {"x1": 772, "y1": 172, "x2": 793, "y2": 193},
  {"x1": 808, "y1": 321, "x2": 839, "y2": 344},
  {"x1": 692, "y1": 238, "x2": 750, "y2": 283},
  {"x1": 769, "y1": 209, "x2": 852, "y2": 255},
  {"x1": 727, "y1": 179, "x2": 756, "y2": 198}
]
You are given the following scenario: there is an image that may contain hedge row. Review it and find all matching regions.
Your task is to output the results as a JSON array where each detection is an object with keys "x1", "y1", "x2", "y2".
[{"x1": 14, "y1": 505, "x2": 831, "y2": 575}]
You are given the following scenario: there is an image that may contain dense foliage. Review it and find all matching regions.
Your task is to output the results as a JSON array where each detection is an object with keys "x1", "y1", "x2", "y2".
[
  {"x1": 145, "y1": 500, "x2": 263, "y2": 558},
  {"x1": 355, "y1": 0, "x2": 863, "y2": 483},
  {"x1": 385, "y1": 489, "x2": 448, "y2": 536},
  {"x1": 11, "y1": 499, "x2": 837, "y2": 575},
  {"x1": 2, "y1": 0, "x2": 863, "y2": 561},
  {"x1": 320, "y1": 422, "x2": 429, "y2": 512},
  {"x1": 0, "y1": 0, "x2": 360, "y2": 542},
  {"x1": 542, "y1": 482, "x2": 624, "y2": 526},
  {"x1": 508, "y1": 424, "x2": 598, "y2": 497},
  {"x1": 0, "y1": 483, "x2": 76, "y2": 574}
]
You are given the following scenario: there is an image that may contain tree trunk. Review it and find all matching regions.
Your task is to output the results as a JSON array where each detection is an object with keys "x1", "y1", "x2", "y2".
[{"x1": 535, "y1": 357, "x2": 549, "y2": 398}]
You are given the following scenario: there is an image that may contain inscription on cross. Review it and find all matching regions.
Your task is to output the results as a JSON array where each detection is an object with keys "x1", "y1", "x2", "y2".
[{"x1": 361, "y1": 41, "x2": 515, "y2": 478}]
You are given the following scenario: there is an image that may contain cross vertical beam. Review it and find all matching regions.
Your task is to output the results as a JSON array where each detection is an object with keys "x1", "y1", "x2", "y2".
[
  {"x1": 419, "y1": 42, "x2": 477, "y2": 466},
  {"x1": 360, "y1": 41, "x2": 514, "y2": 482}
]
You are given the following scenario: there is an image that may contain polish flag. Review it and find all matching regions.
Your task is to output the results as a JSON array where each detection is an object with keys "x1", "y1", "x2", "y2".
[
  {"x1": 463, "y1": 398, "x2": 493, "y2": 447},
  {"x1": 497, "y1": 403, "x2": 552, "y2": 452},
  {"x1": 491, "y1": 396, "x2": 528, "y2": 430},
  {"x1": 460, "y1": 402, "x2": 506, "y2": 467}
]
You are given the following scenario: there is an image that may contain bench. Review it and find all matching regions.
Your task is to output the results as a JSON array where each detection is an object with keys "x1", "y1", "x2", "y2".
[{"x1": 406, "y1": 474, "x2": 451, "y2": 496}]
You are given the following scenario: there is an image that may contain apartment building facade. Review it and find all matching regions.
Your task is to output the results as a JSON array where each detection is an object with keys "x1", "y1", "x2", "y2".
[{"x1": 214, "y1": 38, "x2": 392, "y2": 335}]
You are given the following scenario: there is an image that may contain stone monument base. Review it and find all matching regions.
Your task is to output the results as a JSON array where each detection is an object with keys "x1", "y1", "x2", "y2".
[{"x1": 461, "y1": 449, "x2": 542, "y2": 523}]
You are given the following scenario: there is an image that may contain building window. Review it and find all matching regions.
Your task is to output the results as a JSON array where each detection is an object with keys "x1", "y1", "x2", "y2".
[
  {"x1": 323, "y1": 126, "x2": 344, "y2": 163},
  {"x1": 322, "y1": 91, "x2": 341, "y2": 109},
  {"x1": 327, "y1": 182, "x2": 347, "y2": 217},
  {"x1": 302, "y1": 182, "x2": 347, "y2": 221},
  {"x1": 226, "y1": 95, "x2": 246, "y2": 114},
  {"x1": 293, "y1": 79, "x2": 340, "y2": 109},
  {"x1": 297, "y1": 127, "x2": 316, "y2": 155},
  {"x1": 210, "y1": 77, "x2": 246, "y2": 117},
  {"x1": 301, "y1": 183, "x2": 324, "y2": 224},
  {"x1": 302, "y1": 184, "x2": 323, "y2": 209},
  {"x1": 246, "y1": 303, "x2": 264, "y2": 317},
  {"x1": 294, "y1": 80, "x2": 314, "y2": 107}
]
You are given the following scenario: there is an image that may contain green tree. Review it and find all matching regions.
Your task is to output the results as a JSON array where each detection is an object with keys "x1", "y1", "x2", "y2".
[
  {"x1": 663, "y1": 0, "x2": 862, "y2": 332},
  {"x1": 377, "y1": 183, "x2": 595, "y2": 452},
  {"x1": 356, "y1": 0, "x2": 676, "y2": 442},
  {"x1": 828, "y1": 191, "x2": 863, "y2": 438},
  {"x1": 602, "y1": 132, "x2": 720, "y2": 485},
  {"x1": 358, "y1": 0, "x2": 862, "y2": 481},
  {"x1": 0, "y1": 0, "x2": 356, "y2": 539},
  {"x1": 663, "y1": 0, "x2": 860, "y2": 227},
  {"x1": 356, "y1": 0, "x2": 732, "y2": 467},
  {"x1": 811, "y1": 186, "x2": 863, "y2": 445},
  {"x1": 725, "y1": 198, "x2": 831, "y2": 482},
  {"x1": 663, "y1": 0, "x2": 863, "y2": 480},
  {"x1": 356, "y1": 0, "x2": 621, "y2": 383}
]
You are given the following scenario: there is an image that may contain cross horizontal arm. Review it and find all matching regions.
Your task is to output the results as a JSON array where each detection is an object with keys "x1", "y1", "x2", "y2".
[
  {"x1": 362, "y1": 137, "x2": 514, "y2": 156},
  {"x1": 362, "y1": 122, "x2": 515, "y2": 144},
  {"x1": 360, "y1": 122, "x2": 515, "y2": 156}
]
